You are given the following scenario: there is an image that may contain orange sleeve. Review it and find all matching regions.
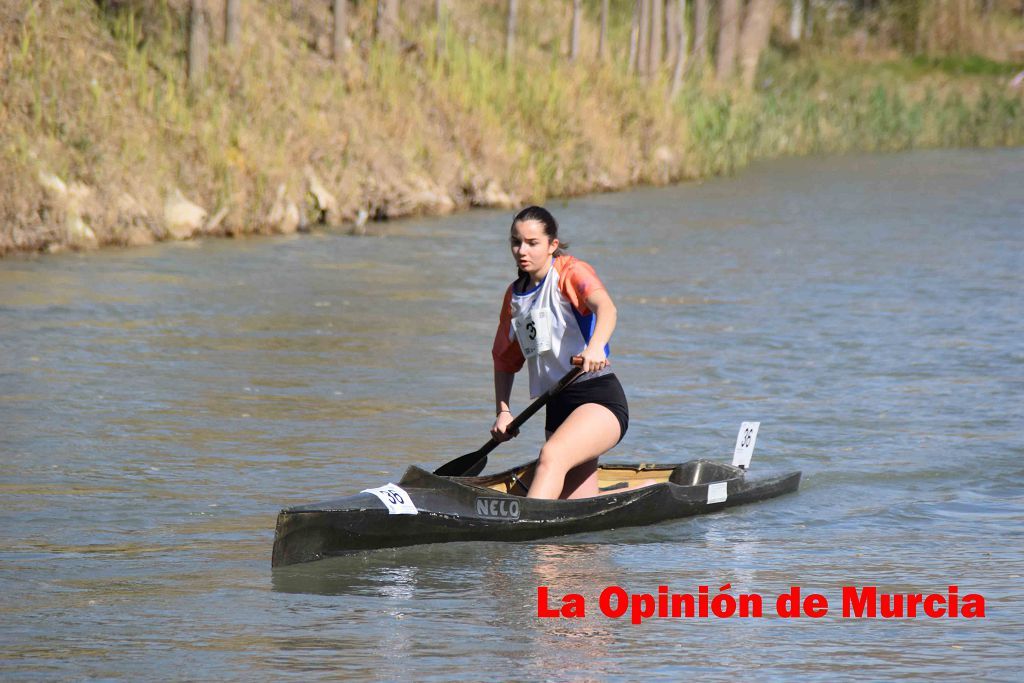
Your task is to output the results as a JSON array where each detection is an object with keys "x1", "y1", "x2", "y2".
[
  {"x1": 492, "y1": 284, "x2": 525, "y2": 373},
  {"x1": 556, "y1": 255, "x2": 606, "y2": 316}
]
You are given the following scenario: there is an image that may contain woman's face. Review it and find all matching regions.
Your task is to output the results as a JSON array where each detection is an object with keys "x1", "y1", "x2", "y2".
[{"x1": 510, "y1": 219, "x2": 558, "y2": 277}]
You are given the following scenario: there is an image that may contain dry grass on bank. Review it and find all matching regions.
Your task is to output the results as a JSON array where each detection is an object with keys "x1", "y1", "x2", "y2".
[{"x1": 1, "y1": 0, "x2": 1022, "y2": 256}]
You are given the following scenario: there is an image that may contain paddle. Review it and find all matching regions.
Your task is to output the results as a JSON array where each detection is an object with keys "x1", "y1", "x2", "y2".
[{"x1": 433, "y1": 357, "x2": 586, "y2": 477}]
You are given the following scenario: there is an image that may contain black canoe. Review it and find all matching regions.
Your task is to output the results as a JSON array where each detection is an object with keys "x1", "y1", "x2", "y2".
[{"x1": 272, "y1": 459, "x2": 801, "y2": 567}]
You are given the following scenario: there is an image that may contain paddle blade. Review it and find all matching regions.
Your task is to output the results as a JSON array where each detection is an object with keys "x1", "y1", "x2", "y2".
[
  {"x1": 459, "y1": 456, "x2": 488, "y2": 477},
  {"x1": 433, "y1": 448, "x2": 487, "y2": 477}
]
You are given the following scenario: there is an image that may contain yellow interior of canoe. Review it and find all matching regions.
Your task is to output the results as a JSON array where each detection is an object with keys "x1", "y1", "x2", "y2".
[{"x1": 482, "y1": 464, "x2": 676, "y2": 495}]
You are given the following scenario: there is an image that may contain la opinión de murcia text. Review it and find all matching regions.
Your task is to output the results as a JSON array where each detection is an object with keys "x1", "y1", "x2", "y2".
[{"x1": 538, "y1": 585, "x2": 985, "y2": 624}]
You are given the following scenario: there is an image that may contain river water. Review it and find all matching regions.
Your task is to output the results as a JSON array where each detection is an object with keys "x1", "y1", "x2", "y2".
[{"x1": 1, "y1": 149, "x2": 1022, "y2": 680}]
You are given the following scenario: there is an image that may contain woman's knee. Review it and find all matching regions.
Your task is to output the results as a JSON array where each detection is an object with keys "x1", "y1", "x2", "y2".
[{"x1": 537, "y1": 443, "x2": 569, "y2": 472}]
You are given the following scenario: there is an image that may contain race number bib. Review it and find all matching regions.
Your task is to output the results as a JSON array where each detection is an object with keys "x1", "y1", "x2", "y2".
[
  {"x1": 361, "y1": 484, "x2": 419, "y2": 515},
  {"x1": 513, "y1": 308, "x2": 552, "y2": 358}
]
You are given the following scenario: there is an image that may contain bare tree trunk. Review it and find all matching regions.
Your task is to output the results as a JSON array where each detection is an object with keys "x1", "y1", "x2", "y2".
[
  {"x1": 375, "y1": 0, "x2": 400, "y2": 46},
  {"x1": 789, "y1": 0, "x2": 804, "y2": 41},
  {"x1": 639, "y1": 0, "x2": 651, "y2": 79},
  {"x1": 224, "y1": 0, "x2": 240, "y2": 48},
  {"x1": 691, "y1": 0, "x2": 709, "y2": 74},
  {"x1": 666, "y1": 0, "x2": 678, "y2": 67},
  {"x1": 650, "y1": 0, "x2": 663, "y2": 75},
  {"x1": 716, "y1": 0, "x2": 741, "y2": 83},
  {"x1": 598, "y1": 0, "x2": 609, "y2": 60},
  {"x1": 188, "y1": 0, "x2": 209, "y2": 89},
  {"x1": 950, "y1": 0, "x2": 966, "y2": 53},
  {"x1": 570, "y1": 0, "x2": 582, "y2": 62},
  {"x1": 670, "y1": 0, "x2": 688, "y2": 100},
  {"x1": 435, "y1": 0, "x2": 446, "y2": 61},
  {"x1": 739, "y1": 0, "x2": 775, "y2": 90},
  {"x1": 506, "y1": 0, "x2": 518, "y2": 67},
  {"x1": 333, "y1": 0, "x2": 349, "y2": 63},
  {"x1": 915, "y1": 1, "x2": 926, "y2": 54},
  {"x1": 628, "y1": 0, "x2": 641, "y2": 74}
]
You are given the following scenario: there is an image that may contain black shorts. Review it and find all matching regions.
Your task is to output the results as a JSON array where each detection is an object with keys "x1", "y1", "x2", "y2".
[{"x1": 545, "y1": 373, "x2": 629, "y2": 443}]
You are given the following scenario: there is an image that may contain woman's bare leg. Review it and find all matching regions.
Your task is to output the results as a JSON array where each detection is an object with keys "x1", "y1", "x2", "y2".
[
  {"x1": 527, "y1": 403, "x2": 621, "y2": 500},
  {"x1": 561, "y1": 459, "x2": 599, "y2": 500}
]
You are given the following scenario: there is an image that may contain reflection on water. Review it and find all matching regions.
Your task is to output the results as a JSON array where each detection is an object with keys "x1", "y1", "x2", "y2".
[{"x1": 2, "y1": 149, "x2": 1023, "y2": 680}]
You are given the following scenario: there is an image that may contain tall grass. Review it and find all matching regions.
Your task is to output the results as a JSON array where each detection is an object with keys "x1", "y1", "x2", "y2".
[{"x1": 1, "y1": 0, "x2": 1022, "y2": 255}]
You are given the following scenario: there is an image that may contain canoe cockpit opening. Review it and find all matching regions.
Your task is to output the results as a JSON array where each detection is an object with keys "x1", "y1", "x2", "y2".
[
  {"x1": 667, "y1": 461, "x2": 739, "y2": 486},
  {"x1": 479, "y1": 462, "x2": 680, "y2": 496}
]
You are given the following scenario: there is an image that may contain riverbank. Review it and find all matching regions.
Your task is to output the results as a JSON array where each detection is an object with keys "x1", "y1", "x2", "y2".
[{"x1": 2, "y1": 1, "x2": 1022, "y2": 257}]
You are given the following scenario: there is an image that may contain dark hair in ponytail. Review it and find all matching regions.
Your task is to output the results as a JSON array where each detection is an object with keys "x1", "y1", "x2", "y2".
[{"x1": 510, "y1": 206, "x2": 569, "y2": 254}]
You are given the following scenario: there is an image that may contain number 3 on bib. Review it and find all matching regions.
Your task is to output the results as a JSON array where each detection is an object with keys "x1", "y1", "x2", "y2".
[{"x1": 513, "y1": 308, "x2": 552, "y2": 358}]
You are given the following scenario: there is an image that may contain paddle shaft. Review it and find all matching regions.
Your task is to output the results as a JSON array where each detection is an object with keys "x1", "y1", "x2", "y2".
[
  {"x1": 433, "y1": 361, "x2": 585, "y2": 476},
  {"x1": 481, "y1": 366, "x2": 584, "y2": 456}
]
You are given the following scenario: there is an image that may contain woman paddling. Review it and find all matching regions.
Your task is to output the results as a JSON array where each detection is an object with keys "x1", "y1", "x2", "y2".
[{"x1": 491, "y1": 206, "x2": 628, "y2": 499}]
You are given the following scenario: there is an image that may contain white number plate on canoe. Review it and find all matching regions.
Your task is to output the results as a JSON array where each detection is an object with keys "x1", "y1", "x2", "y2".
[
  {"x1": 707, "y1": 482, "x2": 728, "y2": 504},
  {"x1": 361, "y1": 484, "x2": 419, "y2": 515},
  {"x1": 731, "y1": 421, "x2": 760, "y2": 469}
]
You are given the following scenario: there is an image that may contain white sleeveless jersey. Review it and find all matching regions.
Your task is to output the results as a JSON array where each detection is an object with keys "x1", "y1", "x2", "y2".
[{"x1": 492, "y1": 255, "x2": 611, "y2": 397}]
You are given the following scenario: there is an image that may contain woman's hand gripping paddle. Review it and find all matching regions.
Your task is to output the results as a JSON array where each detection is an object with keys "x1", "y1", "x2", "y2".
[{"x1": 433, "y1": 358, "x2": 585, "y2": 477}]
